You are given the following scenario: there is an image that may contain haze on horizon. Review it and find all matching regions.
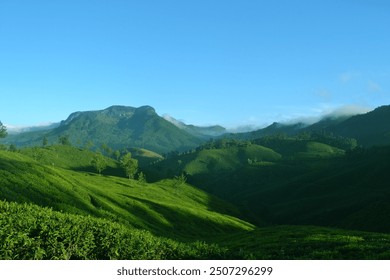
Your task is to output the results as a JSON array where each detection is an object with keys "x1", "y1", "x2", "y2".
[{"x1": 1, "y1": 0, "x2": 389, "y2": 128}]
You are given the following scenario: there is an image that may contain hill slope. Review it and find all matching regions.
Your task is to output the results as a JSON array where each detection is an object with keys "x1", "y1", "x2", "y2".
[
  {"x1": 0, "y1": 147, "x2": 253, "y2": 239},
  {"x1": 227, "y1": 105, "x2": 390, "y2": 147},
  {"x1": 145, "y1": 138, "x2": 390, "y2": 232}
]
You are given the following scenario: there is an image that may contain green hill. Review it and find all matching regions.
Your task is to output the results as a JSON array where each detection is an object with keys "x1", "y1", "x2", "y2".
[
  {"x1": 2, "y1": 144, "x2": 390, "y2": 259},
  {"x1": 0, "y1": 147, "x2": 253, "y2": 239},
  {"x1": 145, "y1": 138, "x2": 390, "y2": 233},
  {"x1": 0, "y1": 200, "x2": 229, "y2": 260},
  {"x1": 2, "y1": 200, "x2": 390, "y2": 260}
]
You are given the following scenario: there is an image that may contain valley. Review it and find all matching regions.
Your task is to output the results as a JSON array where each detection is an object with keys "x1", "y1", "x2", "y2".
[{"x1": 1, "y1": 105, "x2": 390, "y2": 259}]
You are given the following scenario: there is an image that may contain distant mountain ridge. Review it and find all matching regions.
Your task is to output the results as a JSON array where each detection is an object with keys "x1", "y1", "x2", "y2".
[
  {"x1": 2, "y1": 104, "x2": 390, "y2": 153},
  {"x1": 163, "y1": 115, "x2": 227, "y2": 138},
  {"x1": 2, "y1": 105, "x2": 205, "y2": 154},
  {"x1": 229, "y1": 105, "x2": 390, "y2": 147}
]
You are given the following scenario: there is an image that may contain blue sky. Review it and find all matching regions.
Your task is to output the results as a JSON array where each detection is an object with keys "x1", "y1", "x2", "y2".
[{"x1": 1, "y1": 0, "x2": 389, "y2": 129}]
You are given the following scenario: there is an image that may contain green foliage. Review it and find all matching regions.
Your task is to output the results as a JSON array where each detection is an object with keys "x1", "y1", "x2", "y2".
[
  {"x1": 8, "y1": 144, "x2": 18, "y2": 152},
  {"x1": 2, "y1": 106, "x2": 202, "y2": 153},
  {"x1": 146, "y1": 138, "x2": 390, "y2": 233},
  {"x1": 2, "y1": 201, "x2": 390, "y2": 260},
  {"x1": 0, "y1": 149, "x2": 252, "y2": 240},
  {"x1": 0, "y1": 121, "x2": 6, "y2": 138},
  {"x1": 218, "y1": 226, "x2": 390, "y2": 260},
  {"x1": 0, "y1": 201, "x2": 229, "y2": 260},
  {"x1": 58, "y1": 135, "x2": 71, "y2": 146},
  {"x1": 120, "y1": 152, "x2": 138, "y2": 179},
  {"x1": 91, "y1": 152, "x2": 107, "y2": 174},
  {"x1": 174, "y1": 173, "x2": 187, "y2": 185},
  {"x1": 42, "y1": 136, "x2": 48, "y2": 147},
  {"x1": 137, "y1": 171, "x2": 146, "y2": 183}
]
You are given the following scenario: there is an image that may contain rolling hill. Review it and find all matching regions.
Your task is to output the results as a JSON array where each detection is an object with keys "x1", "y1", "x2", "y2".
[
  {"x1": 0, "y1": 146, "x2": 253, "y2": 239},
  {"x1": 2, "y1": 104, "x2": 390, "y2": 260},
  {"x1": 145, "y1": 137, "x2": 390, "y2": 233},
  {"x1": 2, "y1": 145, "x2": 390, "y2": 260}
]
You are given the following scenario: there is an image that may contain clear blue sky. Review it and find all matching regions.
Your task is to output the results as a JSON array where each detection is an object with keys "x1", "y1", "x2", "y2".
[{"x1": 1, "y1": 0, "x2": 389, "y2": 128}]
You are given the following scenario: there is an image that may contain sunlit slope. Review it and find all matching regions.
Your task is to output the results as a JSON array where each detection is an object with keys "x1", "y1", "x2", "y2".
[
  {"x1": 0, "y1": 201, "x2": 229, "y2": 260},
  {"x1": 0, "y1": 149, "x2": 254, "y2": 239},
  {"x1": 2, "y1": 200, "x2": 390, "y2": 260},
  {"x1": 146, "y1": 144, "x2": 282, "y2": 179}
]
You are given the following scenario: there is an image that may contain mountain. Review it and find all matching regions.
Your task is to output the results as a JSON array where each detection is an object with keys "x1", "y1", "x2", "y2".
[
  {"x1": 227, "y1": 105, "x2": 390, "y2": 147},
  {"x1": 228, "y1": 122, "x2": 307, "y2": 140},
  {"x1": 307, "y1": 105, "x2": 390, "y2": 147},
  {"x1": 163, "y1": 115, "x2": 227, "y2": 139},
  {"x1": 2, "y1": 105, "x2": 204, "y2": 154}
]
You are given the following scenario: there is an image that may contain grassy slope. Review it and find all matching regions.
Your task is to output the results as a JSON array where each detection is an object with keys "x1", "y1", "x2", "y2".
[
  {"x1": 0, "y1": 147, "x2": 253, "y2": 240},
  {"x1": 145, "y1": 140, "x2": 390, "y2": 233},
  {"x1": 0, "y1": 201, "x2": 230, "y2": 260},
  {"x1": 2, "y1": 200, "x2": 390, "y2": 260},
  {"x1": 2, "y1": 144, "x2": 390, "y2": 259}
]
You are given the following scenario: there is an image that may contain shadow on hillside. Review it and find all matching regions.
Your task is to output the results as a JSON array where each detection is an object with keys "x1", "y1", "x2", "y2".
[
  {"x1": 117, "y1": 194, "x2": 251, "y2": 241},
  {"x1": 71, "y1": 165, "x2": 125, "y2": 178}
]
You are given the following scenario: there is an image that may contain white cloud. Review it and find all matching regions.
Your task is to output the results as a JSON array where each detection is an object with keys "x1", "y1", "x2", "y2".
[
  {"x1": 368, "y1": 80, "x2": 382, "y2": 92},
  {"x1": 315, "y1": 89, "x2": 332, "y2": 101},
  {"x1": 5, "y1": 122, "x2": 58, "y2": 134},
  {"x1": 339, "y1": 72, "x2": 359, "y2": 83}
]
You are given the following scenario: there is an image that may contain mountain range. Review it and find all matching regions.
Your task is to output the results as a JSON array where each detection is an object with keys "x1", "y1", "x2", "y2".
[
  {"x1": 3, "y1": 104, "x2": 390, "y2": 154},
  {"x1": 2, "y1": 105, "x2": 226, "y2": 154},
  {"x1": 231, "y1": 105, "x2": 390, "y2": 147}
]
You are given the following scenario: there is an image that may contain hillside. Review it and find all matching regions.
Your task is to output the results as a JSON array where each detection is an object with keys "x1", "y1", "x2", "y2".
[
  {"x1": 309, "y1": 105, "x2": 390, "y2": 147},
  {"x1": 2, "y1": 201, "x2": 390, "y2": 260},
  {"x1": 0, "y1": 201, "x2": 229, "y2": 260},
  {"x1": 2, "y1": 143, "x2": 390, "y2": 259},
  {"x1": 227, "y1": 105, "x2": 390, "y2": 148},
  {"x1": 145, "y1": 138, "x2": 390, "y2": 232},
  {"x1": 0, "y1": 147, "x2": 253, "y2": 239}
]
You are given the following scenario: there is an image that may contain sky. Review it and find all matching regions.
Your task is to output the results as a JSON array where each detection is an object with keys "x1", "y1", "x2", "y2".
[{"x1": 1, "y1": 0, "x2": 389, "y2": 129}]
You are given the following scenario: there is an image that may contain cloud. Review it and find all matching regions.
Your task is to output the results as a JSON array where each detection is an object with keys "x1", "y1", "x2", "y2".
[
  {"x1": 368, "y1": 81, "x2": 382, "y2": 92},
  {"x1": 279, "y1": 104, "x2": 372, "y2": 126},
  {"x1": 323, "y1": 104, "x2": 371, "y2": 118},
  {"x1": 5, "y1": 122, "x2": 59, "y2": 134},
  {"x1": 315, "y1": 89, "x2": 332, "y2": 101},
  {"x1": 339, "y1": 72, "x2": 359, "y2": 83}
]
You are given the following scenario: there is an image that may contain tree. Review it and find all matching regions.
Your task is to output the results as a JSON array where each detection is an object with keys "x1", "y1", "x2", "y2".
[
  {"x1": 174, "y1": 173, "x2": 187, "y2": 185},
  {"x1": 120, "y1": 152, "x2": 138, "y2": 179},
  {"x1": 84, "y1": 140, "x2": 94, "y2": 150},
  {"x1": 114, "y1": 150, "x2": 121, "y2": 161},
  {"x1": 0, "y1": 121, "x2": 7, "y2": 138},
  {"x1": 137, "y1": 172, "x2": 146, "y2": 183},
  {"x1": 91, "y1": 152, "x2": 107, "y2": 175},
  {"x1": 58, "y1": 135, "x2": 71, "y2": 146},
  {"x1": 9, "y1": 144, "x2": 17, "y2": 152},
  {"x1": 101, "y1": 143, "x2": 113, "y2": 156},
  {"x1": 42, "y1": 136, "x2": 48, "y2": 147}
]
